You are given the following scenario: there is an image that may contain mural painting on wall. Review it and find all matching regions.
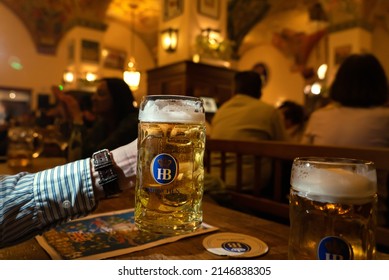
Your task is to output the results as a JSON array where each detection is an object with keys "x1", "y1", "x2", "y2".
[
  {"x1": 198, "y1": 0, "x2": 220, "y2": 19},
  {"x1": 102, "y1": 48, "x2": 126, "y2": 70},
  {"x1": 164, "y1": 0, "x2": 183, "y2": 21},
  {"x1": 2, "y1": 0, "x2": 110, "y2": 54},
  {"x1": 271, "y1": 28, "x2": 326, "y2": 73}
]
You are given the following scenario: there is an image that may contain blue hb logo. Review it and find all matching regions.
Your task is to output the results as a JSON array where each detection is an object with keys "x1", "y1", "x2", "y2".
[
  {"x1": 151, "y1": 153, "x2": 178, "y2": 185},
  {"x1": 222, "y1": 242, "x2": 251, "y2": 253},
  {"x1": 317, "y1": 236, "x2": 353, "y2": 260}
]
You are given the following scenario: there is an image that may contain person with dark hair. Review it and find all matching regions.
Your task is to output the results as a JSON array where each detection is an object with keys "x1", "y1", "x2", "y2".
[
  {"x1": 60, "y1": 77, "x2": 138, "y2": 160},
  {"x1": 302, "y1": 53, "x2": 389, "y2": 147},
  {"x1": 209, "y1": 70, "x2": 287, "y2": 195},
  {"x1": 278, "y1": 100, "x2": 306, "y2": 143}
]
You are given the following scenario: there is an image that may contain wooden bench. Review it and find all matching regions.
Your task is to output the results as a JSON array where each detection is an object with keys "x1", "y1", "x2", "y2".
[{"x1": 204, "y1": 139, "x2": 389, "y2": 251}]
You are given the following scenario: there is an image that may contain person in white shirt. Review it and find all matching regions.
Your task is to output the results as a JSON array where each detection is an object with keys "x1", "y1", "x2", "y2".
[{"x1": 302, "y1": 53, "x2": 389, "y2": 147}]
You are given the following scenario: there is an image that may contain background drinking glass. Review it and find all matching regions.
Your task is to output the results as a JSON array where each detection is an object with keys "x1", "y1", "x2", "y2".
[
  {"x1": 289, "y1": 157, "x2": 377, "y2": 260},
  {"x1": 7, "y1": 126, "x2": 44, "y2": 168}
]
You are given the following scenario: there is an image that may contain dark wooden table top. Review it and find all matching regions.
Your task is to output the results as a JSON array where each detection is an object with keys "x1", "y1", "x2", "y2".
[{"x1": 0, "y1": 190, "x2": 388, "y2": 260}]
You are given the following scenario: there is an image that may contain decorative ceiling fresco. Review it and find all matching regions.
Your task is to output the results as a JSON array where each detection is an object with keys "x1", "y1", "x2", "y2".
[
  {"x1": 1, "y1": 0, "x2": 111, "y2": 54},
  {"x1": 1, "y1": 0, "x2": 389, "y2": 59},
  {"x1": 0, "y1": 0, "x2": 160, "y2": 55}
]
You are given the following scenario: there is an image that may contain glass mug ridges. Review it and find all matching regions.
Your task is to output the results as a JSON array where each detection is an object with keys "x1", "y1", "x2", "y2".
[{"x1": 135, "y1": 95, "x2": 206, "y2": 235}]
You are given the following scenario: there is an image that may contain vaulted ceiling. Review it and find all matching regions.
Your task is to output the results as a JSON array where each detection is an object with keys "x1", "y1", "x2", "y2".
[{"x1": 2, "y1": 0, "x2": 389, "y2": 58}]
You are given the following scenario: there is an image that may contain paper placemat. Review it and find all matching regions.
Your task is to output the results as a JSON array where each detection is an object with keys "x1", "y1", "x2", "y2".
[{"x1": 36, "y1": 208, "x2": 218, "y2": 260}]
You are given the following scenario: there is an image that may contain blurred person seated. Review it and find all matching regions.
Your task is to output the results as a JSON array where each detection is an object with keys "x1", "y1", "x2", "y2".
[
  {"x1": 301, "y1": 53, "x2": 389, "y2": 226},
  {"x1": 278, "y1": 100, "x2": 306, "y2": 143},
  {"x1": 59, "y1": 77, "x2": 138, "y2": 160},
  {"x1": 209, "y1": 70, "x2": 287, "y2": 199},
  {"x1": 0, "y1": 102, "x2": 8, "y2": 157}
]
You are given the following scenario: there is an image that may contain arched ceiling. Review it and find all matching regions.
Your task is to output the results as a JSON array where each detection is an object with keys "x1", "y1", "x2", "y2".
[{"x1": 2, "y1": 0, "x2": 389, "y2": 58}]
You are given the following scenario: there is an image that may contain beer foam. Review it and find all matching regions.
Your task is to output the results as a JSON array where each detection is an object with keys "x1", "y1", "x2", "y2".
[
  {"x1": 139, "y1": 97, "x2": 205, "y2": 123},
  {"x1": 291, "y1": 165, "x2": 377, "y2": 201}
]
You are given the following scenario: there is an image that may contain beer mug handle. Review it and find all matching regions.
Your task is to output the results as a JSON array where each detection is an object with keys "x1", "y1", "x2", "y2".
[{"x1": 32, "y1": 131, "x2": 44, "y2": 158}]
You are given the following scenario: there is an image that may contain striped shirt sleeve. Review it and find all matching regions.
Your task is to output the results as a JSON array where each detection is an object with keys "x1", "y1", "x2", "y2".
[{"x1": 0, "y1": 158, "x2": 96, "y2": 248}]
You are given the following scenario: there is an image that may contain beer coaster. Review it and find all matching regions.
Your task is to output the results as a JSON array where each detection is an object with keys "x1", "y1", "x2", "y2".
[{"x1": 202, "y1": 232, "x2": 268, "y2": 258}]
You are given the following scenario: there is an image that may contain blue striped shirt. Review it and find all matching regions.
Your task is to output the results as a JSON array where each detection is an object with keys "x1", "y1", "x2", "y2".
[{"x1": 0, "y1": 159, "x2": 95, "y2": 248}]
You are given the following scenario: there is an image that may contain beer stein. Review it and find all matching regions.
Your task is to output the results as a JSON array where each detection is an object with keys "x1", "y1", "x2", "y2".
[
  {"x1": 7, "y1": 126, "x2": 44, "y2": 168},
  {"x1": 135, "y1": 95, "x2": 206, "y2": 235},
  {"x1": 289, "y1": 157, "x2": 377, "y2": 259}
]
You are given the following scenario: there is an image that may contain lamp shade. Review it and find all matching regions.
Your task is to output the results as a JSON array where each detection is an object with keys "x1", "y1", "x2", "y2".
[{"x1": 123, "y1": 70, "x2": 140, "y2": 91}]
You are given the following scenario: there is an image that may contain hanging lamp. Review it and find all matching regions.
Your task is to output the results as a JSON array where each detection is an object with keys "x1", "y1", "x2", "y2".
[{"x1": 123, "y1": 4, "x2": 140, "y2": 91}]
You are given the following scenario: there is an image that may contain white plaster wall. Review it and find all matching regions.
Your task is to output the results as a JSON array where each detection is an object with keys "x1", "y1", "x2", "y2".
[{"x1": 0, "y1": 4, "x2": 67, "y2": 109}]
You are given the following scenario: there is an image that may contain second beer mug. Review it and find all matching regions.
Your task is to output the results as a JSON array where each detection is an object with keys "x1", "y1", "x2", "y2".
[
  {"x1": 289, "y1": 157, "x2": 377, "y2": 260},
  {"x1": 135, "y1": 95, "x2": 206, "y2": 235}
]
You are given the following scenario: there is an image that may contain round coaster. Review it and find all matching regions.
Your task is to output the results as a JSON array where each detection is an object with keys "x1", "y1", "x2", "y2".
[{"x1": 203, "y1": 232, "x2": 269, "y2": 258}]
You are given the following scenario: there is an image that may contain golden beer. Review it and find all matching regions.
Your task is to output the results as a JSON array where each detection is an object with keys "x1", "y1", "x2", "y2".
[
  {"x1": 135, "y1": 95, "x2": 206, "y2": 235},
  {"x1": 289, "y1": 157, "x2": 377, "y2": 260}
]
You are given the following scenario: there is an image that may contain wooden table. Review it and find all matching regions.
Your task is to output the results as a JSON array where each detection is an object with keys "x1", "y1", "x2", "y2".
[{"x1": 0, "y1": 191, "x2": 388, "y2": 260}]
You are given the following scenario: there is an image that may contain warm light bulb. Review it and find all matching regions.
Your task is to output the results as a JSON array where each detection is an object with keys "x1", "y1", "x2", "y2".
[
  {"x1": 101, "y1": 49, "x2": 108, "y2": 57},
  {"x1": 317, "y1": 64, "x2": 328, "y2": 80},
  {"x1": 63, "y1": 71, "x2": 74, "y2": 83},
  {"x1": 311, "y1": 82, "x2": 322, "y2": 95},
  {"x1": 85, "y1": 72, "x2": 97, "y2": 82},
  {"x1": 192, "y1": 54, "x2": 200, "y2": 63}
]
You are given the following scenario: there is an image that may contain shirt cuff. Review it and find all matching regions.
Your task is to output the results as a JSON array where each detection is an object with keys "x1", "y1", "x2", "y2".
[{"x1": 33, "y1": 158, "x2": 96, "y2": 229}]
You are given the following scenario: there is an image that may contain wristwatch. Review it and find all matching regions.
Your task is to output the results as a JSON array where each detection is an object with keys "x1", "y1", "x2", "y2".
[{"x1": 92, "y1": 149, "x2": 121, "y2": 198}]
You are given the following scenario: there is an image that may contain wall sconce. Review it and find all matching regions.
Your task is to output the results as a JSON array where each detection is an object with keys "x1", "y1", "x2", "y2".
[
  {"x1": 161, "y1": 28, "x2": 178, "y2": 52},
  {"x1": 201, "y1": 28, "x2": 221, "y2": 49}
]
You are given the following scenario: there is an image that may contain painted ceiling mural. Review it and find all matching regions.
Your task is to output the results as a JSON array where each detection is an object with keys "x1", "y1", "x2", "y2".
[
  {"x1": 1, "y1": 0, "x2": 111, "y2": 54},
  {"x1": 1, "y1": 0, "x2": 389, "y2": 59}
]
